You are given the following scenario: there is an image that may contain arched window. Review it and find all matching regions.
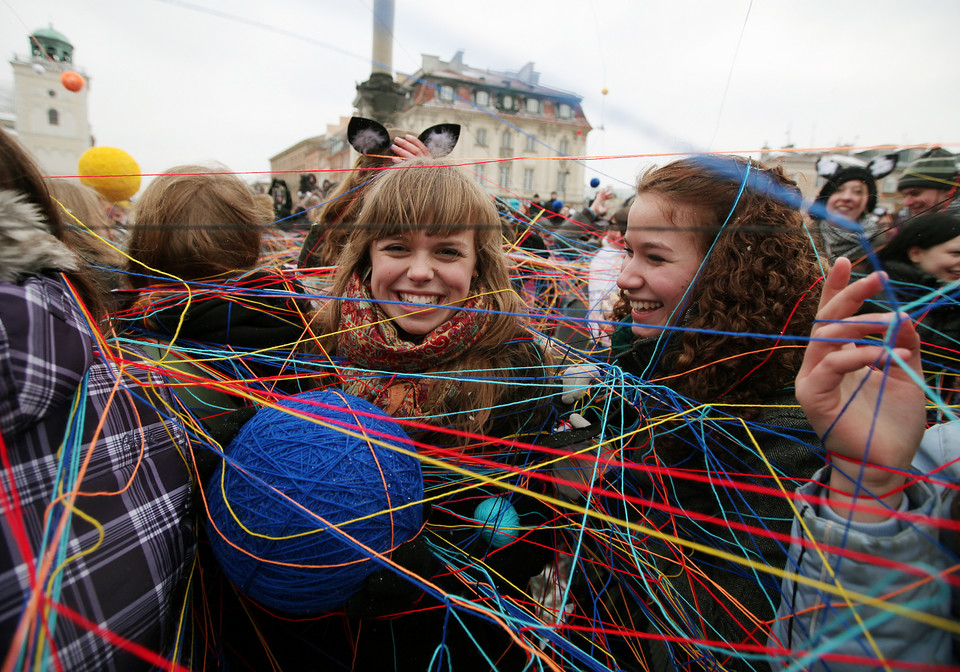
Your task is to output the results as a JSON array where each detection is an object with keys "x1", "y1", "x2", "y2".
[{"x1": 47, "y1": 108, "x2": 59, "y2": 126}]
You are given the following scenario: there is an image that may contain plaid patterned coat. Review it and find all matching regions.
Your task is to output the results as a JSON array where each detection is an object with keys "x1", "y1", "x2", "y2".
[{"x1": 0, "y1": 194, "x2": 195, "y2": 671}]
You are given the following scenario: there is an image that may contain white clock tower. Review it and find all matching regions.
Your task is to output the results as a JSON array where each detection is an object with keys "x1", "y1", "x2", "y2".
[{"x1": 9, "y1": 27, "x2": 92, "y2": 175}]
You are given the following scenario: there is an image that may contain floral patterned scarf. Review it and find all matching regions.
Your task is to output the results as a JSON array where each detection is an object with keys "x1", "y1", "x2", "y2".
[{"x1": 337, "y1": 273, "x2": 489, "y2": 419}]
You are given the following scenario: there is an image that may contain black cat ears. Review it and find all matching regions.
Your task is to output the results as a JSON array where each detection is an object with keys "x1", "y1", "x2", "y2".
[{"x1": 347, "y1": 117, "x2": 460, "y2": 158}]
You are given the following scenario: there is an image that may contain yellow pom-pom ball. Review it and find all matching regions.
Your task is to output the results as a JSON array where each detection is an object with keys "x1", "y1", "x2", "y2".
[
  {"x1": 601, "y1": 87, "x2": 609, "y2": 96},
  {"x1": 78, "y1": 147, "x2": 141, "y2": 202}
]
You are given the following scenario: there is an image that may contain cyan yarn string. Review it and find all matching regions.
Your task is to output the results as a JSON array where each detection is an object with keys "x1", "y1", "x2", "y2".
[{"x1": 207, "y1": 389, "x2": 423, "y2": 614}]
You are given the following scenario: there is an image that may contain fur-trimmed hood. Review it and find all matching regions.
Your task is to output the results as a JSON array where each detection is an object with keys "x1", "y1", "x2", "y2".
[{"x1": 0, "y1": 189, "x2": 78, "y2": 282}]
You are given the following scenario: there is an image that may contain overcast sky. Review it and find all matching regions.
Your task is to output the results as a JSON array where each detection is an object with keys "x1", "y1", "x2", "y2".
[{"x1": 2, "y1": 0, "x2": 958, "y2": 193}]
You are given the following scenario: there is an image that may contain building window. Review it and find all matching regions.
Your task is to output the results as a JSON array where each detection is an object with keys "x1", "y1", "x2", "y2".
[
  {"x1": 47, "y1": 108, "x2": 59, "y2": 126},
  {"x1": 558, "y1": 138, "x2": 569, "y2": 155},
  {"x1": 557, "y1": 103, "x2": 572, "y2": 119},
  {"x1": 475, "y1": 90, "x2": 490, "y2": 107},
  {"x1": 501, "y1": 131, "x2": 512, "y2": 150},
  {"x1": 557, "y1": 171, "x2": 567, "y2": 194},
  {"x1": 499, "y1": 164, "x2": 511, "y2": 189},
  {"x1": 476, "y1": 163, "x2": 486, "y2": 185},
  {"x1": 524, "y1": 97, "x2": 540, "y2": 114},
  {"x1": 524, "y1": 135, "x2": 536, "y2": 152},
  {"x1": 476, "y1": 128, "x2": 487, "y2": 146},
  {"x1": 499, "y1": 94, "x2": 517, "y2": 112},
  {"x1": 439, "y1": 85, "x2": 454, "y2": 102},
  {"x1": 329, "y1": 137, "x2": 345, "y2": 153},
  {"x1": 523, "y1": 168, "x2": 534, "y2": 191}
]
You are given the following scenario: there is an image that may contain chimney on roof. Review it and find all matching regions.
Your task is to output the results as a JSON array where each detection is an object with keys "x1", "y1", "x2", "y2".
[{"x1": 516, "y1": 62, "x2": 538, "y2": 86}]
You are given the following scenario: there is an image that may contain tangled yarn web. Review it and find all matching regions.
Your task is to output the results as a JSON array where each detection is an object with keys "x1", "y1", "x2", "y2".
[{"x1": 19, "y1": 158, "x2": 960, "y2": 672}]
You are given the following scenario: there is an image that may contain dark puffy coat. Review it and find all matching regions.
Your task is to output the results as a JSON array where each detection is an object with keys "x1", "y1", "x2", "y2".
[{"x1": 585, "y1": 337, "x2": 824, "y2": 671}]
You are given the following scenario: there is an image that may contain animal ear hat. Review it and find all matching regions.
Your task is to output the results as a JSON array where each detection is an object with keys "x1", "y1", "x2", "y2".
[
  {"x1": 814, "y1": 153, "x2": 899, "y2": 215},
  {"x1": 347, "y1": 117, "x2": 460, "y2": 158}
]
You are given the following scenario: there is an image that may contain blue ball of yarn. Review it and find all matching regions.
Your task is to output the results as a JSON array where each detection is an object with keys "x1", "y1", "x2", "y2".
[
  {"x1": 206, "y1": 389, "x2": 423, "y2": 615},
  {"x1": 472, "y1": 496, "x2": 521, "y2": 548},
  {"x1": 590, "y1": 177, "x2": 600, "y2": 188}
]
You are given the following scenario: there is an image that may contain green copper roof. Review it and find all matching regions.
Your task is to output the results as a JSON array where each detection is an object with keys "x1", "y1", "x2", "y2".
[{"x1": 32, "y1": 26, "x2": 72, "y2": 45}]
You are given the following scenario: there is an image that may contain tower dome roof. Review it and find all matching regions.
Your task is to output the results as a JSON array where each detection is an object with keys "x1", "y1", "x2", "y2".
[
  {"x1": 30, "y1": 26, "x2": 73, "y2": 63},
  {"x1": 32, "y1": 26, "x2": 72, "y2": 45}
]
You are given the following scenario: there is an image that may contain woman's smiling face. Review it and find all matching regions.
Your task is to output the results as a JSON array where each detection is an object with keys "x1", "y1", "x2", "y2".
[
  {"x1": 618, "y1": 194, "x2": 706, "y2": 338},
  {"x1": 909, "y1": 233, "x2": 960, "y2": 283},
  {"x1": 369, "y1": 228, "x2": 477, "y2": 336},
  {"x1": 826, "y1": 179, "x2": 869, "y2": 221}
]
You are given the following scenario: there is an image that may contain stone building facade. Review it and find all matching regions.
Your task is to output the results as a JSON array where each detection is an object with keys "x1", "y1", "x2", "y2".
[{"x1": 270, "y1": 52, "x2": 592, "y2": 206}]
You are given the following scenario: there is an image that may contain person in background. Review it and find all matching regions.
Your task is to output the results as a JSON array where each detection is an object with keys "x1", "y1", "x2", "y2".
[
  {"x1": 811, "y1": 154, "x2": 897, "y2": 263},
  {"x1": 587, "y1": 206, "x2": 627, "y2": 349},
  {"x1": 872, "y1": 212, "x2": 960, "y2": 388},
  {"x1": 120, "y1": 164, "x2": 313, "y2": 447},
  {"x1": 897, "y1": 147, "x2": 959, "y2": 219},
  {"x1": 46, "y1": 178, "x2": 126, "y2": 308}
]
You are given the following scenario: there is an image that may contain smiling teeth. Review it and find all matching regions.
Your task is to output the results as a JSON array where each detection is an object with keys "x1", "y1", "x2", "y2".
[
  {"x1": 631, "y1": 300, "x2": 662, "y2": 312},
  {"x1": 400, "y1": 293, "x2": 439, "y2": 305}
]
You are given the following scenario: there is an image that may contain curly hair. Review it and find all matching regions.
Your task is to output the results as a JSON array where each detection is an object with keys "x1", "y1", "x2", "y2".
[
  {"x1": 614, "y1": 155, "x2": 822, "y2": 409},
  {"x1": 317, "y1": 160, "x2": 552, "y2": 440}
]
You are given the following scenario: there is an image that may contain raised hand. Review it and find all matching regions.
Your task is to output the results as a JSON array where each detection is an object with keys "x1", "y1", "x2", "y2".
[
  {"x1": 796, "y1": 258, "x2": 925, "y2": 519},
  {"x1": 390, "y1": 135, "x2": 432, "y2": 163}
]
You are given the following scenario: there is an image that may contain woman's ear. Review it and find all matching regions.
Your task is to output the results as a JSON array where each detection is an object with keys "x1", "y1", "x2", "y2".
[{"x1": 907, "y1": 246, "x2": 923, "y2": 264}]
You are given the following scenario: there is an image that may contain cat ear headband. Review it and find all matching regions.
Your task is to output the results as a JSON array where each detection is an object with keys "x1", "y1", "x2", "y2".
[
  {"x1": 347, "y1": 116, "x2": 460, "y2": 158},
  {"x1": 816, "y1": 153, "x2": 898, "y2": 181}
]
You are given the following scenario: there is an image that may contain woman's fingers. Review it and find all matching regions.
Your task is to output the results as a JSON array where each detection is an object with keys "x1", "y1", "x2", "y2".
[
  {"x1": 816, "y1": 268, "x2": 888, "y2": 325},
  {"x1": 391, "y1": 135, "x2": 431, "y2": 161}
]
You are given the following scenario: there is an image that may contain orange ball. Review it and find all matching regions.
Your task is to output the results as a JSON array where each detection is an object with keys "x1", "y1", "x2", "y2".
[{"x1": 60, "y1": 70, "x2": 85, "y2": 92}]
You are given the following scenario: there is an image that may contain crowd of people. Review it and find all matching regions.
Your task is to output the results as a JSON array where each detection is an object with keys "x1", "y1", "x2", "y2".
[{"x1": 1, "y1": 121, "x2": 957, "y2": 671}]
